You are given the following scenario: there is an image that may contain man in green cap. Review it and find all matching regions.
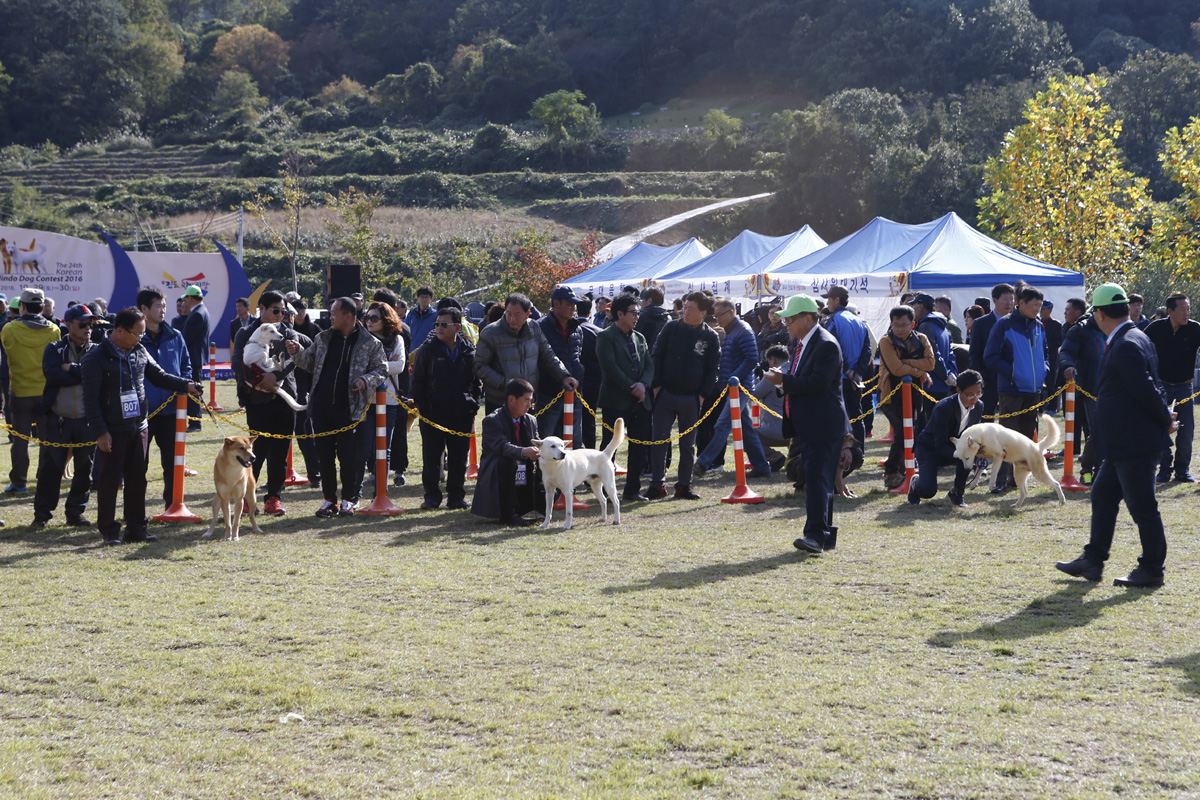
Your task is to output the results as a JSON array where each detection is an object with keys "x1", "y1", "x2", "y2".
[
  {"x1": 764, "y1": 294, "x2": 851, "y2": 554},
  {"x1": 1056, "y1": 283, "x2": 1176, "y2": 588}
]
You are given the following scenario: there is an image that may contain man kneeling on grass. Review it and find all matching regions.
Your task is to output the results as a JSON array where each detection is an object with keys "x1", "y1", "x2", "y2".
[
  {"x1": 470, "y1": 378, "x2": 544, "y2": 527},
  {"x1": 907, "y1": 369, "x2": 984, "y2": 508}
]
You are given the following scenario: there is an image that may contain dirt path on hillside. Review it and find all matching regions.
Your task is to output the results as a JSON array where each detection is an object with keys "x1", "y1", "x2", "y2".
[{"x1": 595, "y1": 192, "x2": 774, "y2": 261}]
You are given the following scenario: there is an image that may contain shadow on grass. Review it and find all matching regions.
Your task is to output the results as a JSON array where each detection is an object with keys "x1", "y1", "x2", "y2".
[
  {"x1": 1156, "y1": 652, "x2": 1200, "y2": 695},
  {"x1": 928, "y1": 580, "x2": 1149, "y2": 647},
  {"x1": 600, "y1": 550, "x2": 810, "y2": 595},
  {"x1": 0, "y1": 525, "x2": 98, "y2": 566}
]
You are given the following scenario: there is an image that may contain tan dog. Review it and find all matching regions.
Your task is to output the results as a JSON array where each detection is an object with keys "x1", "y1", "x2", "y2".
[
  {"x1": 952, "y1": 414, "x2": 1066, "y2": 507},
  {"x1": 204, "y1": 436, "x2": 262, "y2": 540},
  {"x1": 0, "y1": 239, "x2": 11, "y2": 274},
  {"x1": 532, "y1": 418, "x2": 625, "y2": 530}
]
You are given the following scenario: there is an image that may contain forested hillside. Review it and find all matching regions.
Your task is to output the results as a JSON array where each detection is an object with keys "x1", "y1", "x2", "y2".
[{"x1": 2, "y1": 0, "x2": 1200, "y2": 299}]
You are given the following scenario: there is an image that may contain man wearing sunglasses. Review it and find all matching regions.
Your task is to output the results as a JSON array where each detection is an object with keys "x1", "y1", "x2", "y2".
[{"x1": 32, "y1": 303, "x2": 99, "y2": 528}]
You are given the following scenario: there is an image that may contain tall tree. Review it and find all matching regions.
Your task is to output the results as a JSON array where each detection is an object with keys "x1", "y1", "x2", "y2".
[{"x1": 978, "y1": 75, "x2": 1154, "y2": 284}]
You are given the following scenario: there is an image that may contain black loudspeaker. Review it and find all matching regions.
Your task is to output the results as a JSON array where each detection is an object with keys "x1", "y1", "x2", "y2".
[{"x1": 326, "y1": 264, "x2": 362, "y2": 300}]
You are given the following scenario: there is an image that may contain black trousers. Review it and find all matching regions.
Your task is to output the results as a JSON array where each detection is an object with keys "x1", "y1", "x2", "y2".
[
  {"x1": 420, "y1": 419, "x2": 471, "y2": 507},
  {"x1": 33, "y1": 415, "x2": 95, "y2": 522},
  {"x1": 95, "y1": 428, "x2": 150, "y2": 541},
  {"x1": 295, "y1": 410, "x2": 321, "y2": 482},
  {"x1": 188, "y1": 361, "x2": 204, "y2": 428},
  {"x1": 146, "y1": 413, "x2": 177, "y2": 508},
  {"x1": 310, "y1": 404, "x2": 363, "y2": 502},
  {"x1": 604, "y1": 404, "x2": 650, "y2": 498},
  {"x1": 247, "y1": 398, "x2": 295, "y2": 499},
  {"x1": 390, "y1": 407, "x2": 410, "y2": 475}
]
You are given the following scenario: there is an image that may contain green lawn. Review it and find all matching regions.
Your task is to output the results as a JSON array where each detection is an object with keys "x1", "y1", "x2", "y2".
[{"x1": 2, "y1": 386, "x2": 1198, "y2": 798}]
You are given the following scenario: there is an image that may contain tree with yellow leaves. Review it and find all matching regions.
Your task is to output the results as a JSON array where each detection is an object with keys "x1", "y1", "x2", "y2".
[
  {"x1": 1154, "y1": 118, "x2": 1200, "y2": 282},
  {"x1": 977, "y1": 75, "x2": 1154, "y2": 285}
]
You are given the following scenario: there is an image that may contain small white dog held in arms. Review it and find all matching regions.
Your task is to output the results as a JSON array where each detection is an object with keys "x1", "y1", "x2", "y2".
[
  {"x1": 242, "y1": 322, "x2": 307, "y2": 411},
  {"x1": 952, "y1": 413, "x2": 1067, "y2": 507},
  {"x1": 533, "y1": 417, "x2": 625, "y2": 530}
]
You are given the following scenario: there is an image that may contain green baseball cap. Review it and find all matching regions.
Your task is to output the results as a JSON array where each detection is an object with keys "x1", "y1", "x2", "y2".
[
  {"x1": 777, "y1": 294, "x2": 821, "y2": 317},
  {"x1": 1089, "y1": 283, "x2": 1128, "y2": 312}
]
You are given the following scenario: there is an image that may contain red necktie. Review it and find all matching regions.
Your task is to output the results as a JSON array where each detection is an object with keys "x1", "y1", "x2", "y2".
[
  {"x1": 514, "y1": 418, "x2": 521, "y2": 446},
  {"x1": 785, "y1": 340, "x2": 803, "y2": 416}
]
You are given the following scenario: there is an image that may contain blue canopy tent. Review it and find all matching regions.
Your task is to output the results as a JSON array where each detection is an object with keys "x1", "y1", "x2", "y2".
[
  {"x1": 563, "y1": 238, "x2": 711, "y2": 299},
  {"x1": 762, "y1": 213, "x2": 1085, "y2": 333}
]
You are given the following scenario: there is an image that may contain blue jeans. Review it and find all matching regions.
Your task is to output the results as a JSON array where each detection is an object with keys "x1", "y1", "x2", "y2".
[
  {"x1": 1085, "y1": 453, "x2": 1166, "y2": 575},
  {"x1": 1159, "y1": 382, "x2": 1194, "y2": 477},
  {"x1": 696, "y1": 391, "x2": 770, "y2": 472}
]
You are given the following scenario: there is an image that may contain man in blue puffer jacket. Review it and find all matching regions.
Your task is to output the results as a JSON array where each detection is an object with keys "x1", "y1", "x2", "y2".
[
  {"x1": 984, "y1": 285, "x2": 1050, "y2": 491},
  {"x1": 137, "y1": 287, "x2": 192, "y2": 510},
  {"x1": 693, "y1": 297, "x2": 772, "y2": 477}
]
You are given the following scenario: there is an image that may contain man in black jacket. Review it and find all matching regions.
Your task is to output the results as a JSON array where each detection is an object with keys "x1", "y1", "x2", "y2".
[
  {"x1": 635, "y1": 287, "x2": 670, "y2": 354},
  {"x1": 231, "y1": 290, "x2": 306, "y2": 517},
  {"x1": 907, "y1": 369, "x2": 984, "y2": 508},
  {"x1": 32, "y1": 304, "x2": 99, "y2": 528},
  {"x1": 648, "y1": 291, "x2": 721, "y2": 500},
  {"x1": 411, "y1": 307, "x2": 481, "y2": 510},
  {"x1": 82, "y1": 307, "x2": 201, "y2": 546},
  {"x1": 1056, "y1": 284, "x2": 1176, "y2": 588}
]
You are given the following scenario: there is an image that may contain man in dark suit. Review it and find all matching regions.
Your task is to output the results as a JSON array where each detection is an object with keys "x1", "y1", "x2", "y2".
[
  {"x1": 907, "y1": 369, "x2": 985, "y2": 508},
  {"x1": 595, "y1": 294, "x2": 655, "y2": 501},
  {"x1": 469, "y1": 378, "x2": 544, "y2": 526},
  {"x1": 180, "y1": 285, "x2": 211, "y2": 432},
  {"x1": 1056, "y1": 284, "x2": 1177, "y2": 588},
  {"x1": 764, "y1": 294, "x2": 851, "y2": 554}
]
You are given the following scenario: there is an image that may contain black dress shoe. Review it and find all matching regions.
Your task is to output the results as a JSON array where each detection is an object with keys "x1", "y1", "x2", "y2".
[
  {"x1": 1055, "y1": 556, "x2": 1103, "y2": 581},
  {"x1": 123, "y1": 533, "x2": 159, "y2": 543},
  {"x1": 1113, "y1": 567, "x2": 1164, "y2": 588},
  {"x1": 1175, "y1": 473, "x2": 1197, "y2": 483},
  {"x1": 747, "y1": 468, "x2": 772, "y2": 479},
  {"x1": 446, "y1": 500, "x2": 469, "y2": 510},
  {"x1": 31, "y1": 520, "x2": 48, "y2": 529},
  {"x1": 673, "y1": 486, "x2": 701, "y2": 500},
  {"x1": 1156, "y1": 472, "x2": 1172, "y2": 484},
  {"x1": 102, "y1": 538, "x2": 122, "y2": 547},
  {"x1": 793, "y1": 536, "x2": 824, "y2": 554},
  {"x1": 946, "y1": 490, "x2": 968, "y2": 508},
  {"x1": 623, "y1": 493, "x2": 650, "y2": 502},
  {"x1": 66, "y1": 516, "x2": 92, "y2": 527}
]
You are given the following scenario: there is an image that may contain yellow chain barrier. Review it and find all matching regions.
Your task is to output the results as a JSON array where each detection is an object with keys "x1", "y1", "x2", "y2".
[
  {"x1": 204, "y1": 401, "x2": 371, "y2": 439},
  {"x1": 534, "y1": 388, "x2": 565, "y2": 417},
  {"x1": 577, "y1": 385, "x2": 730, "y2": 446},
  {"x1": 385, "y1": 389, "x2": 476, "y2": 439},
  {"x1": 0, "y1": 392, "x2": 183, "y2": 449}
]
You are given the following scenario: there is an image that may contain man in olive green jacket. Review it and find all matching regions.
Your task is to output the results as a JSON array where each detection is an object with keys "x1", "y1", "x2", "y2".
[{"x1": 595, "y1": 294, "x2": 655, "y2": 501}]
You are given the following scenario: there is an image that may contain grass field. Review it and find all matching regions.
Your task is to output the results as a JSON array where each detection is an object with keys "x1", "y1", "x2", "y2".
[{"x1": 2, "y1": 385, "x2": 1199, "y2": 798}]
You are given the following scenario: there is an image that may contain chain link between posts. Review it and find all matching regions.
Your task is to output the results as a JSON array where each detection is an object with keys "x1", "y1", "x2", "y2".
[{"x1": 0, "y1": 392, "x2": 182, "y2": 448}]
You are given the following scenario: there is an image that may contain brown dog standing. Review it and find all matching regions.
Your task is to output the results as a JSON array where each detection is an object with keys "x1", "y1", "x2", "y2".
[{"x1": 204, "y1": 436, "x2": 262, "y2": 540}]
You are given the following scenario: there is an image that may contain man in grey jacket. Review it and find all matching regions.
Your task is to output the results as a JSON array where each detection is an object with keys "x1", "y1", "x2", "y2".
[{"x1": 473, "y1": 293, "x2": 576, "y2": 415}]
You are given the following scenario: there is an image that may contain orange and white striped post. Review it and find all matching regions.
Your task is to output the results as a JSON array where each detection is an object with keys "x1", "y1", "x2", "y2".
[
  {"x1": 207, "y1": 342, "x2": 224, "y2": 410},
  {"x1": 467, "y1": 422, "x2": 479, "y2": 480},
  {"x1": 554, "y1": 390, "x2": 590, "y2": 511},
  {"x1": 360, "y1": 390, "x2": 403, "y2": 515},
  {"x1": 750, "y1": 399, "x2": 761, "y2": 428},
  {"x1": 283, "y1": 442, "x2": 309, "y2": 485},
  {"x1": 891, "y1": 377, "x2": 916, "y2": 494},
  {"x1": 1060, "y1": 380, "x2": 1087, "y2": 492},
  {"x1": 723, "y1": 378, "x2": 764, "y2": 504},
  {"x1": 153, "y1": 393, "x2": 201, "y2": 522}
]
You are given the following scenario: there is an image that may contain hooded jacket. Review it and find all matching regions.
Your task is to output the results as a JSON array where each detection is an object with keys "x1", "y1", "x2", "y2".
[
  {"x1": 915, "y1": 311, "x2": 958, "y2": 394},
  {"x1": 1, "y1": 313, "x2": 61, "y2": 397}
]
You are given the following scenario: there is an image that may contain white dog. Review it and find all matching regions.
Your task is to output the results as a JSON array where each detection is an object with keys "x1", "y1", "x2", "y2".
[
  {"x1": 242, "y1": 322, "x2": 307, "y2": 411},
  {"x1": 951, "y1": 414, "x2": 1066, "y2": 507},
  {"x1": 8, "y1": 240, "x2": 45, "y2": 275},
  {"x1": 533, "y1": 417, "x2": 625, "y2": 530}
]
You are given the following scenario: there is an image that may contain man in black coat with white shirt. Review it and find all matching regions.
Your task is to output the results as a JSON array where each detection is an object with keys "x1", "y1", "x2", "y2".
[
  {"x1": 764, "y1": 294, "x2": 850, "y2": 554},
  {"x1": 1056, "y1": 284, "x2": 1177, "y2": 588}
]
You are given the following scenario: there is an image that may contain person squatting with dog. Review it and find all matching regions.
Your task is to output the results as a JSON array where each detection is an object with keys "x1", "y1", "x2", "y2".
[
  {"x1": 81, "y1": 307, "x2": 203, "y2": 545},
  {"x1": 470, "y1": 378, "x2": 544, "y2": 527},
  {"x1": 907, "y1": 369, "x2": 985, "y2": 509},
  {"x1": 285, "y1": 297, "x2": 387, "y2": 518},
  {"x1": 231, "y1": 290, "x2": 312, "y2": 517}
]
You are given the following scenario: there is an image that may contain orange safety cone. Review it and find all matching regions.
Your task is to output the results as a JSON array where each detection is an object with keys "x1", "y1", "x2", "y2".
[
  {"x1": 722, "y1": 378, "x2": 764, "y2": 504},
  {"x1": 1060, "y1": 380, "x2": 1087, "y2": 492},
  {"x1": 360, "y1": 390, "x2": 404, "y2": 515},
  {"x1": 207, "y1": 342, "x2": 224, "y2": 411},
  {"x1": 891, "y1": 377, "x2": 915, "y2": 495},
  {"x1": 153, "y1": 393, "x2": 202, "y2": 522},
  {"x1": 553, "y1": 390, "x2": 590, "y2": 511},
  {"x1": 466, "y1": 422, "x2": 479, "y2": 480},
  {"x1": 283, "y1": 441, "x2": 309, "y2": 486}
]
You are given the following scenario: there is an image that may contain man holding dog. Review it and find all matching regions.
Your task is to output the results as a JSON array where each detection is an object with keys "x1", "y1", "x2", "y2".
[
  {"x1": 286, "y1": 297, "x2": 387, "y2": 518},
  {"x1": 1056, "y1": 284, "x2": 1177, "y2": 588},
  {"x1": 764, "y1": 294, "x2": 850, "y2": 554},
  {"x1": 232, "y1": 290, "x2": 308, "y2": 517},
  {"x1": 32, "y1": 303, "x2": 99, "y2": 528},
  {"x1": 137, "y1": 287, "x2": 192, "y2": 512},
  {"x1": 82, "y1": 307, "x2": 203, "y2": 545},
  {"x1": 907, "y1": 369, "x2": 985, "y2": 508},
  {"x1": 471, "y1": 378, "x2": 543, "y2": 526}
]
